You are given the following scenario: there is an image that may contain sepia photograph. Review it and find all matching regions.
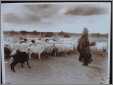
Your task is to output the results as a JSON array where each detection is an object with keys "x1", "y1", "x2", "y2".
[{"x1": 1, "y1": 1, "x2": 112, "y2": 84}]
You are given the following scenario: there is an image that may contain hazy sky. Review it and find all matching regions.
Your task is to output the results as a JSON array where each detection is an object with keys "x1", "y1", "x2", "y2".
[{"x1": 1, "y1": 2, "x2": 111, "y2": 33}]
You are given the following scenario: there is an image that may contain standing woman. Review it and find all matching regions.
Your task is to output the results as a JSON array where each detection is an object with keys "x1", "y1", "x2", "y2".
[{"x1": 77, "y1": 28, "x2": 96, "y2": 66}]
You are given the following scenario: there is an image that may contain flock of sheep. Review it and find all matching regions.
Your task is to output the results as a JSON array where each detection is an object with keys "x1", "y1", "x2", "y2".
[{"x1": 5, "y1": 38, "x2": 76, "y2": 59}]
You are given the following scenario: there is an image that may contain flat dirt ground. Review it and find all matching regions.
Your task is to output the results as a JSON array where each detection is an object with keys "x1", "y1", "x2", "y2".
[{"x1": 5, "y1": 53, "x2": 109, "y2": 84}]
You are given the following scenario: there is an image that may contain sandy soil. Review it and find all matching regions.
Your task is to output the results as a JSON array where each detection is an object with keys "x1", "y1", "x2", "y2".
[{"x1": 5, "y1": 53, "x2": 109, "y2": 84}]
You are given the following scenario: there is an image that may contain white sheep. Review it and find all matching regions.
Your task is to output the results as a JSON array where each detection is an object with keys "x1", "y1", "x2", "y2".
[
  {"x1": 91, "y1": 42, "x2": 108, "y2": 52},
  {"x1": 55, "y1": 43, "x2": 74, "y2": 55},
  {"x1": 29, "y1": 43, "x2": 46, "y2": 60}
]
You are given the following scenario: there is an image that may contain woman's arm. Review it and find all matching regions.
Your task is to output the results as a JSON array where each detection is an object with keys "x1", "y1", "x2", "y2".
[{"x1": 89, "y1": 42, "x2": 96, "y2": 46}]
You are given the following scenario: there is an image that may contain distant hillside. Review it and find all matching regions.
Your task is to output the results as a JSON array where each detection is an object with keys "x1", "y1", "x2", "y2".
[{"x1": 3, "y1": 31, "x2": 108, "y2": 38}]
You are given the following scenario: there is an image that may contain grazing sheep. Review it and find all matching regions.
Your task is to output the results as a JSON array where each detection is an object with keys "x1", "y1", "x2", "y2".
[
  {"x1": 55, "y1": 43, "x2": 74, "y2": 56},
  {"x1": 43, "y1": 44, "x2": 57, "y2": 57},
  {"x1": 29, "y1": 43, "x2": 45, "y2": 60}
]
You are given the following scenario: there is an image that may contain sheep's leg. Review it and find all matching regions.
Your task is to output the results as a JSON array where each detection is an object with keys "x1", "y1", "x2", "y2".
[
  {"x1": 55, "y1": 52, "x2": 57, "y2": 56},
  {"x1": 65, "y1": 51, "x2": 68, "y2": 56},
  {"x1": 26, "y1": 61, "x2": 31, "y2": 69},
  {"x1": 38, "y1": 53, "x2": 41, "y2": 60},
  {"x1": 54, "y1": 51, "x2": 57, "y2": 57},
  {"x1": 28, "y1": 53, "x2": 31, "y2": 59}
]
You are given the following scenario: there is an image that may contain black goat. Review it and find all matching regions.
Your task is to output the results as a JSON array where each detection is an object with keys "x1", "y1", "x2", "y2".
[
  {"x1": 4, "y1": 46, "x2": 11, "y2": 59},
  {"x1": 10, "y1": 50, "x2": 31, "y2": 72}
]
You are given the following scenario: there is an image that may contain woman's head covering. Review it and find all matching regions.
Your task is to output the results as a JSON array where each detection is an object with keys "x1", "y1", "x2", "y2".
[
  {"x1": 82, "y1": 27, "x2": 89, "y2": 38},
  {"x1": 83, "y1": 27, "x2": 88, "y2": 34}
]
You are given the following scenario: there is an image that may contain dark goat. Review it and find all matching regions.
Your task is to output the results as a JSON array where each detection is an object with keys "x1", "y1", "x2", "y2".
[
  {"x1": 4, "y1": 46, "x2": 11, "y2": 59},
  {"x1": 10, "y1": 50, "x2": 31, "y2": 72}
]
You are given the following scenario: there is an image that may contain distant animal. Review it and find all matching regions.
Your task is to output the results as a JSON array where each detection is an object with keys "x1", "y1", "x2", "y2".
[
  {"x1": 102, "y1": 47, "x2": 107, "y2": 53},
  {"x1": 20, "y1": 38, "x2": 27, "y2": 43},
  {"x1": 31, "y1": 40, "x2": 35, "y2": 44},
  {"x1": 10, "y1": 50, "x2": 31, "y2": 72}
]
